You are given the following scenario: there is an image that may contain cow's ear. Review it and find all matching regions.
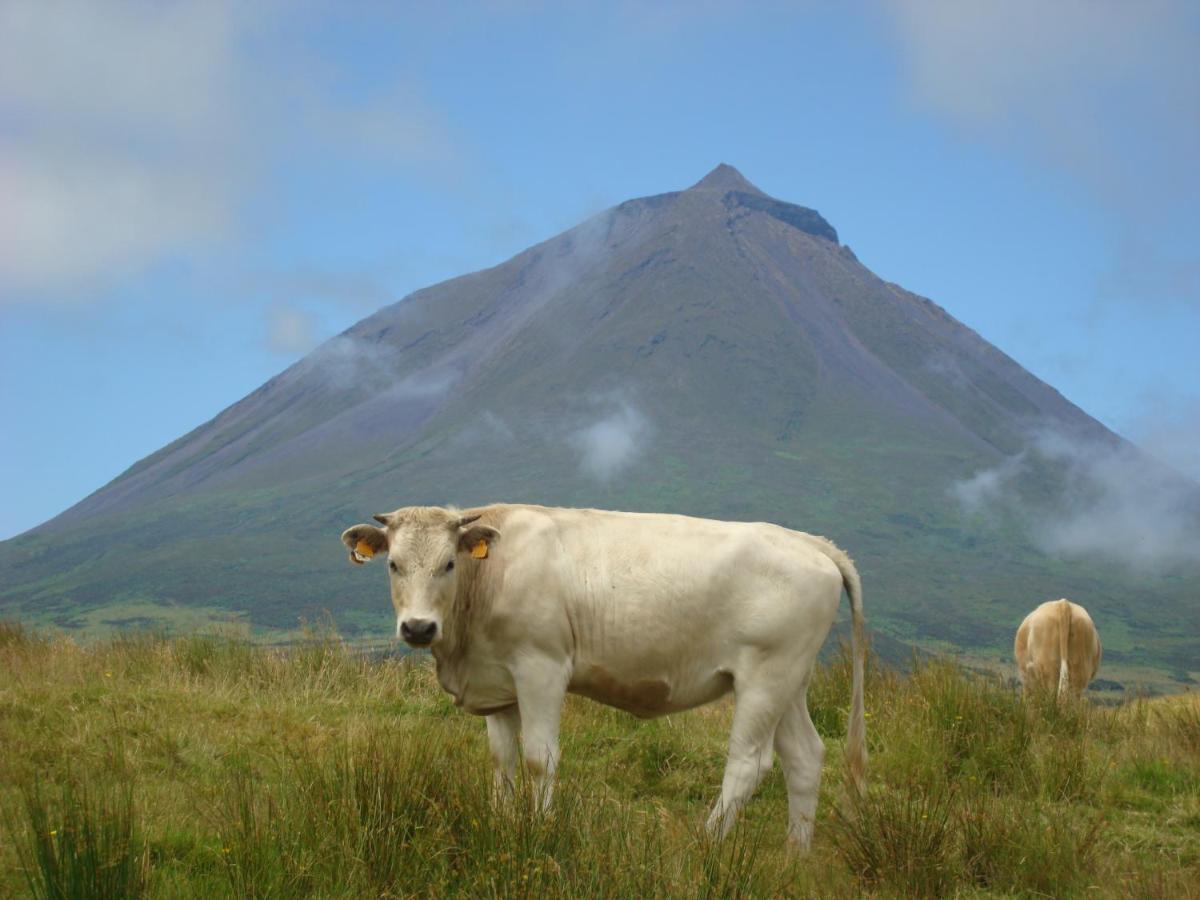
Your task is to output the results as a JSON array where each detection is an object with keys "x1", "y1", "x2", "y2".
[
  {"x1": 457, "y1": 523, "x2": 500, "y2": 559},
  {"x1": 341, "y1": 524, "x2": 389, "y2": 566}
]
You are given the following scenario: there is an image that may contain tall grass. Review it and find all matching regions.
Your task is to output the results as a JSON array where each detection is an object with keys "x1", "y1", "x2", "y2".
[
  {"x1": 209, "y1": 727, "x2": 792, "y2": 897},
  {"x1": 13, "y1": 780, "x2": 148, "y2": 900},
  {"x1": 1, "y1": 623, "x2": 1196, "y2": 897},
  {"x1": 828, "y1": 778, "x2": 957, "y2": 897}
]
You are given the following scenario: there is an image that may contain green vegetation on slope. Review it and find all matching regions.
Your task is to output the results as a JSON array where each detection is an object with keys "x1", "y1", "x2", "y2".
[
  {"x1": 1, "y1": 622, "x2": 1197, "y2": 897},
  {"x1": 3, "y1": 388, "x2": 1192, "y2": 689}
]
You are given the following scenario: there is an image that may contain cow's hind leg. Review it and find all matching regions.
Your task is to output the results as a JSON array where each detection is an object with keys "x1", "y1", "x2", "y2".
[
  {"x1": 774, "y1": 689, "x2": 824, "y2": 851},
  {"x1": 706, "y1": 672, "x2": 793, "y2": 839}
]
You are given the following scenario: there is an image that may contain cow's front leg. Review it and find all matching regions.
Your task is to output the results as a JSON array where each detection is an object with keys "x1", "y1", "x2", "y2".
[
  {"x1": 486, "y1": 705, "x2": 521, "y2": 804},
  {"x1": 511, "y1": 655, "x2": 570, "y2": 812}
]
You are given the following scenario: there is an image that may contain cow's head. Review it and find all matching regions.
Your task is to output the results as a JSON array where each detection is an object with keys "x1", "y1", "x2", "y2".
[{"x1": 340, "y1": 507, "x2": 499, "y2": 648}]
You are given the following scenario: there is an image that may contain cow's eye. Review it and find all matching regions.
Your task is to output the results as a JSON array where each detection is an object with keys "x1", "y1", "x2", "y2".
[
  {"x1": 389, "y1": 560, "x2": 399, "y2": 573},
  {"x1": 444, "y1": 559, "x2": 455, "y2": 573}
]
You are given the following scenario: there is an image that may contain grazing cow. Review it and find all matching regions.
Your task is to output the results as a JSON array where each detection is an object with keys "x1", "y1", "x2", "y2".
[
  {"x1": 340, "y1": 503, "x2": 866, "y2": 849},
  {"x1": 1014, "y1": 598, "x2": 1102, "y2": 697}
]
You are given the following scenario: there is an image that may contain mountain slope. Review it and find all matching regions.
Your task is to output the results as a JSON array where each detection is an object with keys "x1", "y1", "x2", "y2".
[{"x1": 3, "y1": 165, "x2": 1196, "y2": 684}]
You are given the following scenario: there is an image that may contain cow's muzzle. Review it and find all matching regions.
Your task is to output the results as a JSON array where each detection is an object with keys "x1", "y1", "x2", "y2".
[{"x1": 400, "y1": 618, "x2": 438, "y2": 647}]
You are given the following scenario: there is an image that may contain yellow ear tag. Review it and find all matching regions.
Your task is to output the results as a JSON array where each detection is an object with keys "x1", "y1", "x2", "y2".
[
  {"x1": 354, "y1": 540, "x2": 376, "y2": 559},
  {"x1": 471, "y1": 540, "x2": 489, "y2": 559}
]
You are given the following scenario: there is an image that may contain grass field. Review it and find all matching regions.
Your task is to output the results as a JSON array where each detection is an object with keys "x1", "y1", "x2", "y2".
[{"x1": 1, "y1": 621, "x2": 1197, "y2": 898}]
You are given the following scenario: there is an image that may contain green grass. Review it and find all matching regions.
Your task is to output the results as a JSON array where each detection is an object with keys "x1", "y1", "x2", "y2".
[
  {"x1": 15, "y1": 780, "x2": 148, "y2": 900},
  {"x1": 1, "y1": 621, "x2": 1197, "y2": 897}
]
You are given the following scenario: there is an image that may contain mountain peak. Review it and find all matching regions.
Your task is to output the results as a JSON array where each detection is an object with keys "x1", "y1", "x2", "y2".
[
  {"x1": 6, "y1": 159, "x2": 1192, "y2": 686},
  {"x1": 689, "y1": 163, "x2": 765, "y2": 195}
]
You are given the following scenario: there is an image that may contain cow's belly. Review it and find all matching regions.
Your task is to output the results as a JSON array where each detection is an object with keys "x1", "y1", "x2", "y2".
[{"x1": 568, "y1": 658, "x2": 733, "y2": 719}]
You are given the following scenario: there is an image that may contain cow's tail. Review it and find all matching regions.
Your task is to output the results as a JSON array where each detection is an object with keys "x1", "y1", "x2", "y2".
[
  {"x1": 815, "y1": 539, "x2": 867, "y2": 795},
  {"x1": 1057, "y1": 598, "x2": 1072, "y2": 698}
]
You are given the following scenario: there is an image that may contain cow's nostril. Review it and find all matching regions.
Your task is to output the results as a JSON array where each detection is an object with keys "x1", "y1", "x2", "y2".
[{"x1": 400, "y1": 618, "x2": 437, "y2": 645}]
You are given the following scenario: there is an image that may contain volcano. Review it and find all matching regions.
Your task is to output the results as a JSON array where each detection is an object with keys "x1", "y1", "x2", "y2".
[{"x1": 3, "y1": 165, "x2": 1195, "y2": 684}]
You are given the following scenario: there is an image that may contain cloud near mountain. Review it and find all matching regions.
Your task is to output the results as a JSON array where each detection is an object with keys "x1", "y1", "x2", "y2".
[{"x1": 954, "y1": 427, "x2": 1200, "y2": 570}]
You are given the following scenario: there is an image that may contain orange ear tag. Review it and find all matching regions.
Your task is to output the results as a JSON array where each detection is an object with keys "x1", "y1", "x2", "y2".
[
  {"x1": 471, "y1": 540, "x2": 489, "y2": 559},
  {"x1": 354, "y1": 540, "x2": 376, "y2": 559}
]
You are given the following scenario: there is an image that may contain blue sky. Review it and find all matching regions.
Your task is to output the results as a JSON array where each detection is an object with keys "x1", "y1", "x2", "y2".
[{"x1": 1, "y1": 1, "x2": 1197, "y2": 540}]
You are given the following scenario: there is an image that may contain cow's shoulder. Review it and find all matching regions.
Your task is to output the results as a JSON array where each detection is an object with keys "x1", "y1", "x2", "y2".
[{"x1": 466, "y1": 505, "x2": 572, "y2": 623}]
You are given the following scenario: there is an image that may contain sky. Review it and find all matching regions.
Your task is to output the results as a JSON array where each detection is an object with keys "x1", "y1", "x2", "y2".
[{"x1": 1, "y1": 0, "x2": 1197, "y2": 540}]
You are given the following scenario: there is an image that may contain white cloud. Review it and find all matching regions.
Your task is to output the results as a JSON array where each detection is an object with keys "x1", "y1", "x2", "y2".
[
  {"x1": 266, "y1": 306, "x2": 319, "y2": 355},
  {"x1": 0, "y1": 0, "x2": 239, "y2": 293},
  {"x1": 305, "y1": 336, "x2": 396, "y2": 391},
  {"x1": 0, "y1": 1, "x2": 235, "y2": 133},
  {"x1": 392, "y1": 370, "x2": 459, "y2": 400},
  {"x1": 0, "y1": 0, "x2": 461, "y2": 300},
  {"x1": 303, "y1": 334, "x2": 460, "y2": 400},
  {"x1": 883, "y1": 0, "x2": 1199, "y2": 304},
  {"x1": 951, "y1": 451, "x2": 1025, "y2": 512},
  {"x1": 0, "y1": 148, "x2": 231, "y2": 294},
  {"x1": 952, "y1": 427, "x2": 1200, "y2": 570},
  {"x1": 569, "y1": 399, "x2": 650, "y2": 481}
]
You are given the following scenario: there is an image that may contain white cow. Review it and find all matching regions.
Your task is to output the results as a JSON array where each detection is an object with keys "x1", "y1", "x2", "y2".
[{"x1": 340, "y1": 503, "x2": 867, "y2": 848}]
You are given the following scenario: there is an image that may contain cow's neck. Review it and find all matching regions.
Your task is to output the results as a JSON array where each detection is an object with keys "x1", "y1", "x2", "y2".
[
  {"x1": 429, "y1": 563, "x2": 491, "y2": 701},
  {"x1": 429, "y1": 642, "x2": 467, "y2": 701}
]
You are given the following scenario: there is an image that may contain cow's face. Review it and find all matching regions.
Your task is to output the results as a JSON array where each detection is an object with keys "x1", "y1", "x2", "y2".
[{"x1": 340, "y1": 508, "x2": 499, "y2": 648}]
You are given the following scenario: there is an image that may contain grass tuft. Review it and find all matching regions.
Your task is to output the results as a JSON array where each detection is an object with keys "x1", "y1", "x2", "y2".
[
  {"x1": 828, "y1": 779, "x2": 957, "y2": 897},
  {"x1": 13, "y1": 779, "x2": 148, "y2": 900}
]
